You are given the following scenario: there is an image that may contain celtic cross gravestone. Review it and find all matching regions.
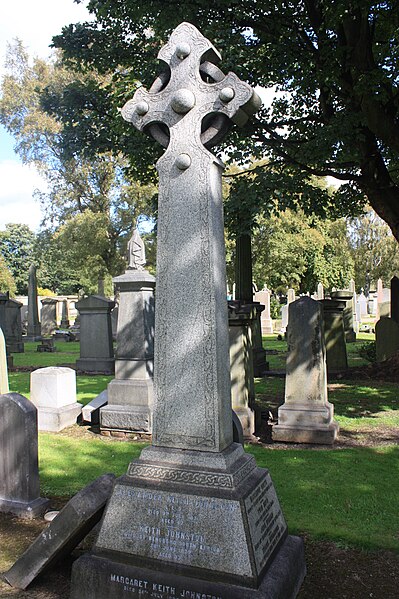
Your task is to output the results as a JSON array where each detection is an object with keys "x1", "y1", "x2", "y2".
[{"x1": 70, "y1": 22, "x2": 305, "y2": 599}]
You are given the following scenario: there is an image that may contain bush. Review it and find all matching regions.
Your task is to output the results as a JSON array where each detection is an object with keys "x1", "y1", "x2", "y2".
[{"x1": 358, "y1": 341, "x2": 376, "y2": 363}]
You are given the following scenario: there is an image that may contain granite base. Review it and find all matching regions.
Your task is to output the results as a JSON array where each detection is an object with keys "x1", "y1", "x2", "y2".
[
  {"x1": 100, "y1": 405, "x2": 152, "y2": 433},
  {"x1": 36, "y1": 402, "x2": 82, "y2": 432},
  {"x1": 0, "y1": 496, "x2": 49, "y2": 519},
  {"x1": 272, "y1": 423, "x2": 339, "y2": 445},
  {"x1": 70, "y1": 535, "x2": 305, "y2": 599}
]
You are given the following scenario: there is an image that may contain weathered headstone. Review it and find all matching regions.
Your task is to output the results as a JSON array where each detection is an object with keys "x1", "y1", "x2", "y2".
[
  {"x1": 70, "y1": 22, "x2": 305, "y2": 599},
  {"x1": 255, "y1": 287, "x2": 273, "y2": 334},
  {"x1": 331, "y1": 290, "x2": 356, "y2": 342},
  {"x1": 375, "y1": 316, "x2": 399, "y2": 362},
  {"x1": 101, "y1": 229, "x2": 155, "y2": 434},
  {"x1": 26, "y1": 264, "x2": 41, "y2": 341},
  {"x1": 76, "y1": 295, "x2": 115, "y2": 373},
  {"x1": 4, "y1": 473, "x2": 115, "y2": 590},
  {"x1": 320, "y1": 299, "x2": 348, "y2": 372},
  {"x1": 0, "y1": 392, "x2": 49, "y2": 518},
  {"x1": 0, "y1": 326, "x2": 9, "y2": 394},
  {"x1": 273, "y1": 297, "x2": 339, "y2": 444},
  {"x1": 30, "y1": 366, "x2": 82, "y2": 432},
  {"x1": 40, "y1": 297, "x2": 58, "y2": 336},
  {"x1": 317, "y1": 282, "x2": 324, "y2": 300},
  {"x1": 228, "y1": 302, "x2": 256, "y2": 440},
  {"x1": 4, "y1": 296, "x2": 24, "y2": 353}
]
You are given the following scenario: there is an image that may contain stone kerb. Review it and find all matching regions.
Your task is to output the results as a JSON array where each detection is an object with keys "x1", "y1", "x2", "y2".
[
  {"x1": 30, "y1": 367, "x2": 82, "y2": 432},
  {"x1": 0, "y1": 392, "x2": 49, "y2": 518},
  {"x1": 273, "y1": 296, "x2": 339, "y2": 444}
]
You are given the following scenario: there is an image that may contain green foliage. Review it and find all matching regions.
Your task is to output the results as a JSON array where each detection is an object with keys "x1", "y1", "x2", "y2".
[
  {"x1": 0, "y1": 223, "x2": 36, "y2": 294},
  {"x1": 0, "y1": 255, "x2": 17, "y2": 296},
  {"x1": 249, "y1": 208, "x2": 354, "y2": 293},
  {"x1": 348, "y1": 208, "x2": 399, "y2": 289},
  {"x1": 358, "y1": 341, "x2": 377, "y2": 364},
  {"x1": 0, "y1": 41, "x2": 157, "y2": 287},
  {"x1": 49, "y1": 1, "x2": 399, "y2": 239}
]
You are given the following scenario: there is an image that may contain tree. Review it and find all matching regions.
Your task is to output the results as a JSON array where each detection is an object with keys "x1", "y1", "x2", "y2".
[
  {"x1": 0, "y1": 255, "x2": 17, "y2": 296},
  {"x1": 0, "y1": 223, "x2": 36, "y2": 294},
  {"x1": 348, "y1": 208, "x2": 399, "y2": 289},
  {"x1": 247, "y1": 209, "x2": 354, "y2": 293},
  {"x1": 50, "y1": 1, "x2": 399, "y2": 239},
  {"x1": 0, "y1": 41, "x2": 157, "y2": 283}
]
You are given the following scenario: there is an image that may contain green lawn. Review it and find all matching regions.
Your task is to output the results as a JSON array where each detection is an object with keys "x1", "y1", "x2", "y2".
[{"x1": 6, "y1": 336, "x2": 399, "y2": 554}]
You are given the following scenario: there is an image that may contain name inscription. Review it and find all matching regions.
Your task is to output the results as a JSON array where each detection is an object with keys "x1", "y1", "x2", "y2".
[
  {"x1": 96, "y1": 485, "x2": 252, "y2": 577},
  {"x1": 110, "y1": 574, "x2": 223, "y2": 599},
  {"x1": 244, "y1": 473, "x2": 287, "y2": 573}
]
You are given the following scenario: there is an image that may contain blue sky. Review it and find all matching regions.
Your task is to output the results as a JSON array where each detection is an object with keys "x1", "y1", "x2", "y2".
[{"x1": 0, "y1": 0, "x2": 92, "y2": 231}]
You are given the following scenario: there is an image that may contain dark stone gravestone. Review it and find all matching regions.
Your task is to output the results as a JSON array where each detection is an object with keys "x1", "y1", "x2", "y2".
[
  {"x1": 76, "y1": 295, "x2": 115, "y2": 373},
  {"x1": 70, "y1": 22, "x2": 305, "y2": 599},
  {"x1": 0, "y1": 393, "x2": 49, "y2": 518},
  {"x1": 320, "y1": 299, "x2": 348, "y2": 372},
  {"x1": 4, "y1": 473, "x2": 115, "y2": 589}
]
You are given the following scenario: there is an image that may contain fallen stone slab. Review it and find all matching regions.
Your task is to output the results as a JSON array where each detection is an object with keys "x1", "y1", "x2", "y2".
[{"x1": 3, "y1": 473, "x2": 115, "y2": 590}]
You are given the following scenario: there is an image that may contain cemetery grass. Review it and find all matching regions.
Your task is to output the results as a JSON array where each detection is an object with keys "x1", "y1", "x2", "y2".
[{"x1": 2, "y1": 339, "x2": 399, "y2": 597}]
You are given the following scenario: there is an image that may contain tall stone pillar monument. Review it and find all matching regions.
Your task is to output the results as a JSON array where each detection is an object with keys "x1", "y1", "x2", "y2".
[
  {"x1": 26, "y1": 264, "x2": 41, "y2": 341},
  {"x1": 71, "y1": 22, "x2": 305, "y2": 599}
]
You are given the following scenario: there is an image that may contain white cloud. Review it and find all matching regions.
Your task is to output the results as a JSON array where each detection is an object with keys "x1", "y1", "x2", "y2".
[
  {"x1": 0, "y1": 160, "x2": 47, "y2": 231},
  {"x1": 0, "y1": 0, "x2": 92, "y2": 73}
]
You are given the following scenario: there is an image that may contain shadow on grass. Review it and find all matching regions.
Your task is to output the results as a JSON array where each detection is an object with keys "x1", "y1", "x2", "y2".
[{"x1": 247, "y1": 444, "x2": 399, "y2": 552}]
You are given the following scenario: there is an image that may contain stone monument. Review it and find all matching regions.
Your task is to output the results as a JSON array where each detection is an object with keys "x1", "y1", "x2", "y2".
[
  {"x1": 320, "y1": 299, "x2": 348, "y2": 372},
  {"x1": 4, "y1": 296, "x2": 24, "y2": 353},
  {"x1": 100, "y1": 229, "x2": 156, "y2": 435},
  {"x1": 70, "y1": 22, "x2": 305, "y2": 599},
  {"x1": 0, "y1": 392, "x2": 49, "y2": 518},
  {"x1": 30, "y1": 366, "x2": 82, "y2": 432},
  {"x1": 255, "y1": 287, "x2": 273, "y2": 334},
  {"x1": 75, "y1": 295, "x2": 115, "y2": 373},
  {"x1": 26, "y1": 264, "x2": 41, "y2": 341},
  {"x1": 273, "y1": 296, "x2": 339, "y2": 444},
  {"x1": 40, "y1": 297, "x2": 58, "y2": 336}
]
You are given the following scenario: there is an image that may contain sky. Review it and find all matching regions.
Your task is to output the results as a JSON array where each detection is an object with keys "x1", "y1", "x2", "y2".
[{"x1": 0, "y1": 0, "x2": 92, "y2": 231}]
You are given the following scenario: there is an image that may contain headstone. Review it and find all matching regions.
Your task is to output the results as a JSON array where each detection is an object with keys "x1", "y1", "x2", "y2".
[
  {"x1": 320, "y1": 299, "x2": 348, "y2": 372},
  {"x1": 101, "y1": 230, "x2": 156, "y2": 434},
  {"x1": 40, "y1": 297, "x2": 58, "y2": 336},
  {"x1": 317, "y1": 282, "x2": 324, "y2": 300},
  {"x1": 0, "y1": 326, "x2": 9, "y2": 394},
  {"x1": 280, "y1": 303, "x2": 288, "y2": 333},
  {"x1": 26, "y1": 264, "x2": 41, "y2": 341},
  {"x1": 375, "y1": 317, "x2": 399, "y2": 362},
  {"x1": 4, "y1": 296, "x2": 24, "y2": 352},
  {"x1": 30, "y1": 366, "x2": 82, "y2": 432},
  {"x1": 287, "y1": 288, "x2": 295, "y2": 304},
  {"x1": 75, "y1": 295, "x2": 115, "y2": 374},
  {"x1": 273, "y1": 297, "x2": 339, "y2": 444},
  {"x1": 110, "y1": 303, "x2": 119, "y2": 341},
  {"x1": 0, "y1": 392, "x2": 49, "y2": 518},
  {"x1": 379, "y1": 288, "x2": 391, "y2": 318},
  {"x1": 4, "y1": 473, "x2": 115, "y2": 590},
  {"x1": 70, "y1": 22, "x2": 305, "y2": 599},
  {"x1": 331, "y1": 290, "x2": 356, "y2": 342},
  {"x1": 357, "y1": 291, "x2": 368, "y2": 318},
  {"x1": 349, "y1": 279, "x2": 355, "y2": 294},
  {"x1": 228, "y1": 302, "x2": 256, "y2": 440},
  {"x1": 390, "y1": 276, "x2": 399, "y2": 323},
  {"x1": 255, "y1": 288, "x2": 273, "y2": 334},
  {"x1": 60, "y1": 298, "x2": 69, "y2": 328}
]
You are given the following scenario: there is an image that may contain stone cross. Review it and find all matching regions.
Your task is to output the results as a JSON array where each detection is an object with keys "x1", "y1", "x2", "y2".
[{"x1": 122, "y1": 22, "x2": 260, "y2": 452}]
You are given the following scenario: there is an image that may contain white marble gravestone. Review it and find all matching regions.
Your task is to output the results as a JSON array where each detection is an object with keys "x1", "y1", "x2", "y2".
[
  {"x1": 70, "y1": 22, "x2": 305, "y2": 599},
  {"x1": 30, "y1": 367, "x2": 82, "y2": 432},
  {"x1": 273, "y1": 297, "x2": 339, "y2": 444}
]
